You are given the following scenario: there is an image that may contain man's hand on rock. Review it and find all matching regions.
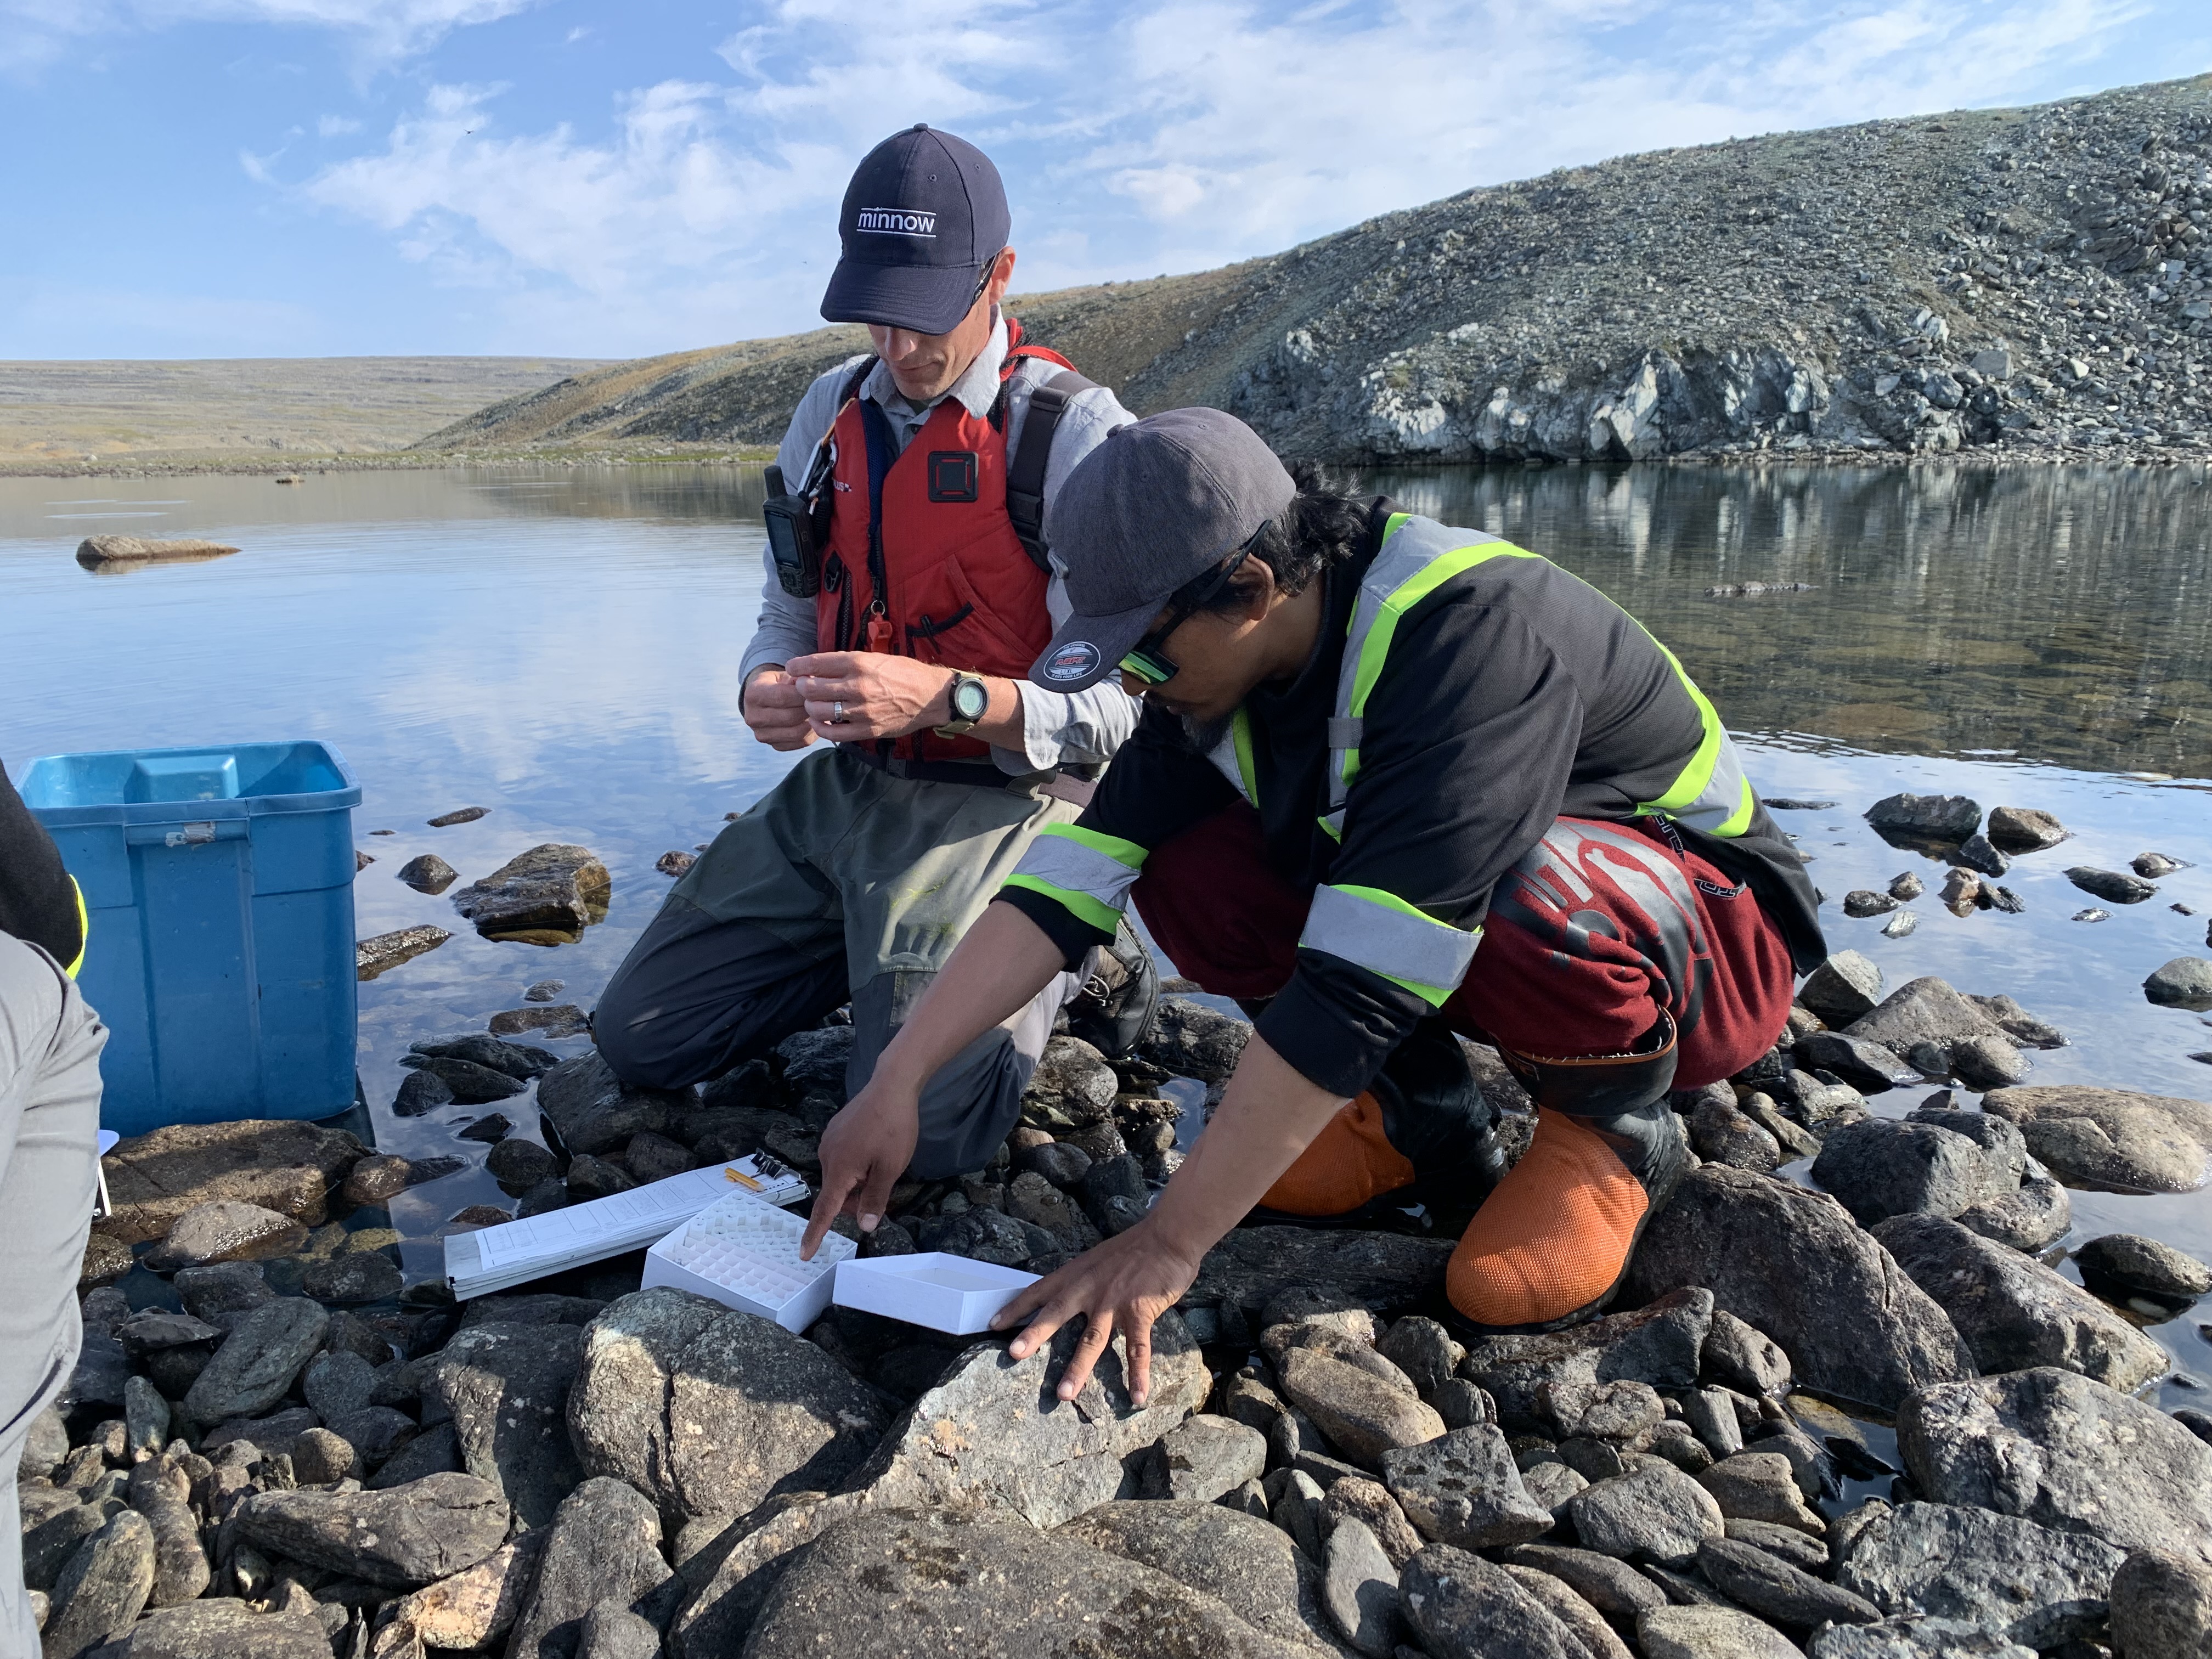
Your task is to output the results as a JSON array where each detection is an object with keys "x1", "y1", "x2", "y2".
[
  {"x1": 989, "y1": 1219, "x2": 1202, "y2": 1408},
  {"x1": 787, "y1": 651, "x2": 952, "y2": 742},
  {"x1": 743, "y1": 667, "x2": 817, "y2": 752},
  {"x1": 800, "y1": 1079, "x2": 922, "y2": 1261}
]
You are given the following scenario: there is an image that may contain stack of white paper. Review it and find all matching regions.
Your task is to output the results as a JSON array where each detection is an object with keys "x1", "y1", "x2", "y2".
[{"x1": 443, "y1": 1154, "x2": 808, "y2": 1299}]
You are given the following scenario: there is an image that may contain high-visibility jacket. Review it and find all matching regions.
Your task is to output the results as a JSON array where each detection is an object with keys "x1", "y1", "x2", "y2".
[
  {"x1": 1001, "y1": 503, "x2": 1822, "y2": 1088},
  {"x1": 819, "y1": 323, "x2": 1081, "y2": 765},
  {"x1": 1, "y1": 759, "x2": 86, "y2": 974}
]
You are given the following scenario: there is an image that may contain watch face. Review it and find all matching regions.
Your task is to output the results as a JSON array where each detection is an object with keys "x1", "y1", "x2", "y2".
[{"x1": 953, "y1": 678, "x2": 989, "y2": 721}]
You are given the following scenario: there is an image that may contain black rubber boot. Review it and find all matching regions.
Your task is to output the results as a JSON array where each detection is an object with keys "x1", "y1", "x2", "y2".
[{"x1": 1063, "y1": 916, "x2": 1160, "y2": 1059}]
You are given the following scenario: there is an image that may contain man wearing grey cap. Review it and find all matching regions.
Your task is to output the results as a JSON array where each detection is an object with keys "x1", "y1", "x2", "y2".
[
  {"x1": 804, "y1": 407, "x2": 1822, "y2": 1404},
  {"x1": 594, "y1": 125, "x2": 1152, "y2": 1182}
]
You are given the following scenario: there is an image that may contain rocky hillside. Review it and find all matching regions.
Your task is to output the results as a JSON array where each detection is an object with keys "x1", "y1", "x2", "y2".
[{"x1": 425, "y1": 75, "x2": 2211, "y2": 466}]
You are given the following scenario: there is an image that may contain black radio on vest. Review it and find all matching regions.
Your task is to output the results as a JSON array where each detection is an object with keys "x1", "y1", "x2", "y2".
[{"x1": 762, "y1": 458, "x2": 836, "y2": 598}]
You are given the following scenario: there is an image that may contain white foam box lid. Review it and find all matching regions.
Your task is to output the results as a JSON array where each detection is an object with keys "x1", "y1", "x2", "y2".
[
  {"x1": 641, "y1": 1190, "x2": 855, "y2": 1332},
  {"x1": 832, "y1": 1251, "x2": 1040, "y2": 1335}
]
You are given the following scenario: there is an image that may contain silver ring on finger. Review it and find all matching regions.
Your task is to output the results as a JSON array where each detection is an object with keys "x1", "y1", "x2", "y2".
[{"x1": 831, "y1": 700, "x2": 847, "y2": 724}]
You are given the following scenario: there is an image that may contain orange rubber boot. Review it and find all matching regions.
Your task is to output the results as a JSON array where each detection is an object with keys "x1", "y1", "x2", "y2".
[
  {"x1": 1446, "y1": 1108, "x2": 1661, "y2": 1331},
  {"x1": 1258, "y1": 1092, "x2": 1416, "y2": 1217}
]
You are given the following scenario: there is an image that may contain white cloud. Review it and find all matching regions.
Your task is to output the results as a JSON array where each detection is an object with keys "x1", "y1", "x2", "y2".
[
  {"x1": 0, "y1": 0, "x2": 542, "y2": 74},
  {"x1": 279, "y1": 0, "x2": 2166, "y2": 356}
]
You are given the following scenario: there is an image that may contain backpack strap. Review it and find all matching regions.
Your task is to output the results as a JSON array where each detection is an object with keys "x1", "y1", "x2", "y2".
[{"x1": 1005, "y1": 363, "x2": 1099, "y2": 572}]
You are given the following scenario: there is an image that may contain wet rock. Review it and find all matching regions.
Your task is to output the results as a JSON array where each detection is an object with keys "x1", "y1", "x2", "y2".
[
  {"x1": 1639, "y1": 1605, "x2": 1803, "y2": 1659},
  {"x1": 754, "y1": 1506, "x2": 1296, "y2": 1658},
  {"x1": 1881, "y1": 911, "x2": 1918, "y2": 938},
  {"x1": 301, "y1": 1252, "x2": 403, "y2": 1307},
  {"x1": 429, "y1": 1321, "x2": 585, "y2": 1529},
  {"x1": 1794, "y1": 1032, "x2": 1920, "y2": 1093},
  {"x1": 1878, "y1": 1214, "x2": 2169, "y2": 1389},
  {"x1": 503, "y1": 1477, "x2": 672, "y2": 1659},
  {"x1": 98, "y1": 1119, "x2": 364, "y2": 1245},
  {"x1": 457, "y1": 1111, "x2": 512, "y2": 1143},
  {"x1": 853, "y1": 1313, "x2": 1209, "y2": 1528},
  {"x1": 357, "y1": 924, "x2": 452, "y2": 980},
  {"x1": 1981, "y1": 1084, "x2": 2212, "y2": 1193},
  {"x1": 526, "y1": 978, "x2": 566, "y2": 1001},
  {"x1": 486, "y1": 1136, "x2": 558, "y2": 1193},
  {"x1": 1866, "y1": 794, "x2": 1980, "y2": 842},
  {"x1": 428, "y1": 805, "x2": 489, "y2": 826},
  {"x1": 1566, "y1": 1462, "x2": 1724, "y2": 1567},
  {"x1": 400, "y1": 1054, "x2": 524, "y2": 1104},
  {"x1": 2133, "y1": 850, "x2": 2188, "y2": 878},
  {"x1": 1809, "y1": 1118, "x2": 2018, "y2": 1228},
  {"x1": 2072, "y1": 907, "x2": 2109, "y2": 923},
  {"x1": 1844, "y1": 975, "x2": 2002, "y2": 1057},
  {"x1": 1700, "y1": 1536, "x2": 1880, "y2": 1628},
  {"x1": 231, "y1": 1472, "x2": 510, "y2": 1588},
  {"x1": 1323, "y1": 1516, "x2": 1401, "y2": 1656},
  {"x1": 1900, "y1": 1367, "x2": 2212, "y2": 1562},
  {"x1": 2075, "y1": 1232, "x2": 2212, "y2": 1299},
  {"x1": 180, "y1": 1298, "x2": 329, "y2": 1427},
  {"x1": 489, "y1": 1002, "x2": 591, "y2": 1039},
  {"x1": 1278, "y1": 1348, "x2": 1445, "y2": 1468},
  {"x1": 1381, "y1": 1423, "x2": 1551, "y2": 1549},
  {"x1": 44, "y1": 1509, "x2": 158, "y2": 1656},
  {"x1": 2109, "y1": 1547, "x2": 2212, "y2": 1659},
  {"x1": 392, "y1": 1068, "x2": 455, "y2": 1118},
  {"x1": 1986, "y1": 807, "x2": 2068, "y2": 853},
  {"x1": 1940, "y1": 868, "x2": 1981, "y2": 917},
  {"x1": 1399, "y1": 1541, "x2": 1590, "y2": 1658},
  {"x1": 1139, "y1": 1412, "x2": 1268, "y2": 1502},
  {"x1": 1181, "y1": 1228, "x2": 1453, "y2": 1344},
  {"x1": 1838, "y1": 1501, "x2": 2125, "y2": 1649},
  {"x1": 450, "y1": 842, "x2": 610, "y2": 942},
  {"x1": 2146, "y1": 956, "x2": 2212, "y2": 1010},
  {"x1": 1626, "y1": 1166, "x2": 1973, "y2": 1414},
  {"x1": 146, "y1": 1200, "x2": 309, "y2": 1271},
  {"x1": 413, "y1": 1031, "x2": 561, "y2": 1081},
  {"x1": 569, "y1": 1289, "x2": 889, "y2": 1523},
  {"x1": 380, "y1": 1533, "x2": 543, "y2": 1651},
  {"x1": 1015, "y1": 1139, "x2": 1093, "y2": 1187},
  {"x1": 1057, "y1": 1499, "x2": 1336, "y2": 1651},
  {"x1": 2067, "y1": 865, "x2": 2157, "y2": 904},
  {"x1": 396, "y1": 854, "x2": 459, "y2": 894},
  {"x1": 1798, "y1": 952, "x2": 1884, "y2": 1028},
  {"x1": 621, "y1": 1129, "x2": 693, "y2": 1184},
  {"x1": 1956, "y1": 833, "x2": 2008, "y2": 876},
  {"x1": 1699, "y1": 1451, "x2": 1826, "y2": 1534},
  {"x1": 1843, "y1": 890, "x2": 1899, "y2": 918},
  {"x1": 1136, "y1": 996, "x2": 1250, "y2": 1082},
  {"x1": 339, "y1": 1154, "x2": 417, "y2": 1206},
  {"x1": 564, "y1": 1152, "x2": 636, "y2": 1200},
  {"x1": 537, "y1": 1052, "x2": 696, "y2": 1155},
  {"x1": 654, "y1": 849, "x2": 697, "y2": 877}
]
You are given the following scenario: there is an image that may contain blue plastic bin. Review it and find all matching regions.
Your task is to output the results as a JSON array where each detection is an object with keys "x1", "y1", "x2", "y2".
[{"x1": 21, "y1": 741, "x2": 362, "y2": 1137}]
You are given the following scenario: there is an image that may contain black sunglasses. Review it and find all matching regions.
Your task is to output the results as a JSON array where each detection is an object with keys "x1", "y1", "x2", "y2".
[{"x1": 1119, "y1": 534, "x2": 1260, "y2": 686}]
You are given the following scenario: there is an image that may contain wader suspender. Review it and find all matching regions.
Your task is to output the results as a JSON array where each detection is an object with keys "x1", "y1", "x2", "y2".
[{"x1": 1005, "y1": 366, "x2": 1099, "y2": 570}]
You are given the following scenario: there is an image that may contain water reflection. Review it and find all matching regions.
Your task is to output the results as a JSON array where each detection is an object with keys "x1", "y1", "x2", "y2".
[{"x1": 1364, "y1": 462, "x2": 2212, "y2": 778}]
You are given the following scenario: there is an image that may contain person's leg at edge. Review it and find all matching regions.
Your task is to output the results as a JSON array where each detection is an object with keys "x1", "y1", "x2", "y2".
[
  {"x1": 1441, "y1": 816, "x2": 1796, "y2": 1333},
  {"x1": 0, "y1": 935, "x2": 105, "y2": 1654},
  {"x1": 1132, "y1": 803, "x2": 1502, "y2": 1222}
]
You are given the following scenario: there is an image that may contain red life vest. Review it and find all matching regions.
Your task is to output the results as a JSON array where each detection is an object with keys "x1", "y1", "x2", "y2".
[{"x1": 817, "y1": 321, "x2": 1076, "y2": 764}]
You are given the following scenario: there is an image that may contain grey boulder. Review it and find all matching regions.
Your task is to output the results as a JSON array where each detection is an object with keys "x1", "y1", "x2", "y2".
[
  {"x1": 850, "y1": 1311, "x2": 1209, "y2": 1528},
  {"x1": 1623, "y1": 1165, "x2": 1975, "y2": 1413},
  {"x1": 1458, "y1": 1287, "x2": 1712, "y2": 1430},
  {"x1": 179, "y1": 1298, "x2": 329, "y2": 1427},
  {"x1": 1180, "y1": 1226, "x2": 1452, "y2": 1344},
  {"x1": 1058, "y1": 1498, "x2": 1338, "y2": 1652},
  {"x1": 1697, "y1": 1536, "x2": 1880, "y2": 1628},
  {"x1": 1900, "y1": 1367, "x2": 2212, "y2": 1563},
  {"x1": 1812, "y1": 1618, "x2": 2035, "y2": 1657},
  {"x1": 1380, "y1": 1424, "x2": 1553, "y2": 1549},
  {"x1": 2146, "y1": 956, "x2": 2212, "y2": 1011},
  {"x1": 537, "y1": 1053, "x2": 695, "y2": 1156},
  {"x1": 1837, "y1": 1501, "x2": 2125, "y2": 1649},
  {"x1": 1276, "y1": 1347, "x2": 1446, "y2": 1468},
  {"x1": 1138, "y1": 1412, "x2": 1268, "y2": 1503},
  {"x1": 743, "y1": 1506, "x2": 1297, "y2": 1659},
  {"x1": 1809, "y1": 1118, "x2": 2016, "y2": 1228},
  {"x1": 1397, "y1": 1543, "x2": 1591, "y2": 1659},
  {"x1": 1865, "y1": 794, "x2": 1981, "y2": 840},
  {"x1": 502, "y1": 1477, "x2": 673, "y2": 1659},
  {"x1": 1563, "y1": 1462, "x2": 1724, "y2": 1568},
  {"x1": 1797, "y1": 951, "x2": 1884, "y2": 1027},
  {"x1": 81, "y1": 1599, "x2": 332, "y2": 1658},
  {"x1": 1875, "y1": 1213, "x2": 2170, "y2": 1390},
  {"x1": 429, "y1": 1321, "x2": 586, "y2": 1529},
  {"x1": 2075, "y1": 1231, "x2": 2212, "y2": 1299},
  {"x1": 1980, "y1": 1084, "x2": 2212, "y2": 1193},
  {"x1": 1322, "y1": 1517, "x2": 1401, "y2": 1657},
  {"x1": 43, "y1": 1509, "x2": 157, "y2": 1659},
  {"x1": 1639, "y1": 1605, "x2": 1804, "y2": 1658},
  {"x1": 567, "y1": 1288, "x2": 889, "y2": 1523},
  {"x1": 2109, "y1": 1548, "x2": 2212, "y2": 1659},
  {"x1": 229, "y1": 1472, "x2": 511, "y2": 1589}
]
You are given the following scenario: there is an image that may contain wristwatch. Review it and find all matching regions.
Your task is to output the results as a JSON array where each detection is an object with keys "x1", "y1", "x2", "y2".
[{"x1": 934, "y1": 673, "x2": 991, "y2": 737}]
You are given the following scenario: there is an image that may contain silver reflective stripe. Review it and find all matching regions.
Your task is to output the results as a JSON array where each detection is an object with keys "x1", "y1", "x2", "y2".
[
  {"x1": 1206, "y1": 725, "x2": 1250, "y2": 804},
  {"x1": 1668, "y1": 730, "x2": 1753, "y2": 837},
  {"x1": 1299, "y1": 883, "x2": 1481, "y2": 996},
  {"x1": 1011, "y1": 833, "x2": 1142, "y2": 914},
  {"x1": 1327, "y1": 516, "x2": 1503, "y2": 819}
]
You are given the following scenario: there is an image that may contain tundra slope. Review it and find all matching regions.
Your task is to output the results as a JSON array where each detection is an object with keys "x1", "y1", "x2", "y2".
[{"x1": 424, "y1": 75, "x2": 2212, "y2": 466}]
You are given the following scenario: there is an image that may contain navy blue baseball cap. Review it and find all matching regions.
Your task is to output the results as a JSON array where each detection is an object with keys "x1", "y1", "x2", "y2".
[{"x1": 821, "y1": 125, "x2": 1011, "y2": 336}]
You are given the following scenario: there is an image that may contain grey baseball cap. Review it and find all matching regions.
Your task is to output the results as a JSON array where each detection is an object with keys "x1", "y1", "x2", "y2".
[{"x1": 1030, "y1": 408, "x2": 1296, "y2": 693}]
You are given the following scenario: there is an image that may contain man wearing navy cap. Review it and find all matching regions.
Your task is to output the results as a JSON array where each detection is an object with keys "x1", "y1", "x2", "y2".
[{"x1": 596, "y1": 126, "x2": 1151, "y2": 1182}]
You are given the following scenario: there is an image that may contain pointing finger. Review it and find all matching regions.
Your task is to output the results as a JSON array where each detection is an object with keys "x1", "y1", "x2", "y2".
[{"x1": 799, "y1": 1169, "x2": 857, "y2": 1261}]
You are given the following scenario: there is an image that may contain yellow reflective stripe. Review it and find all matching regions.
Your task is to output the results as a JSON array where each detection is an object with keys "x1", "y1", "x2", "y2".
[
  {"x1": 1231, "y1": 708, "x2": 1258, "y2": 805},
  {"x1": 1038, "y1": 821, "x2": 1148, "y2": 870},
  {"x1": 1719, "y1": 774, "x2": 1756, "y2": 838},
  {"x1": 1341, "y1": 534, "x2": 1542, "y2": 791},
  {"x1": 1382, "y1": 511, "x2": 1412, "y2": 540},
  {"x1": 1638, "y1": 640, "x2": 1725, "y2": 814},
  {"x1": 63, "y1": 874, "x2": 88, "y2": 979},
  {"x1": 1002, "y1": 874, "x2": 1122, "y2": 936}
]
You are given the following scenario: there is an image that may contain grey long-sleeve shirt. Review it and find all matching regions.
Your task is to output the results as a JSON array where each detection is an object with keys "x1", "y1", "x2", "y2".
[{"x1": 743, "y1": 314, "x2": 1143, "y2": 775}]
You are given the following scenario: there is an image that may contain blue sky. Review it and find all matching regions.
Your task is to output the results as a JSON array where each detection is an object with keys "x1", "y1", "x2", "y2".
[{"x1": 2, "y1": 1, "x2": 2203, "y2": 361}]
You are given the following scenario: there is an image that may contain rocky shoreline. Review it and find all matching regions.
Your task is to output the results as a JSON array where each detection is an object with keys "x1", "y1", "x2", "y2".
[{"x1": 25, "y1": 792, "x2": 2212, "y2": 1658}]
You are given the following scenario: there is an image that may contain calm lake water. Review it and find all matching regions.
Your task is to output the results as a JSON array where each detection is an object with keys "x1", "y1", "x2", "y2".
[{"x1": 4, "y1": 460, "x2": 2210, "y2": 1401}]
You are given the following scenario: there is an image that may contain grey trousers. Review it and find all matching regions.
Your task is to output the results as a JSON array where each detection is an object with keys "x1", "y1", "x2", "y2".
[
  {"x1": 595, "y1": 749, "x2": 1084, "y2": 1180},
  {"x1": 0, "y1": 935, "x2": 105, "y2": 1655}
]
